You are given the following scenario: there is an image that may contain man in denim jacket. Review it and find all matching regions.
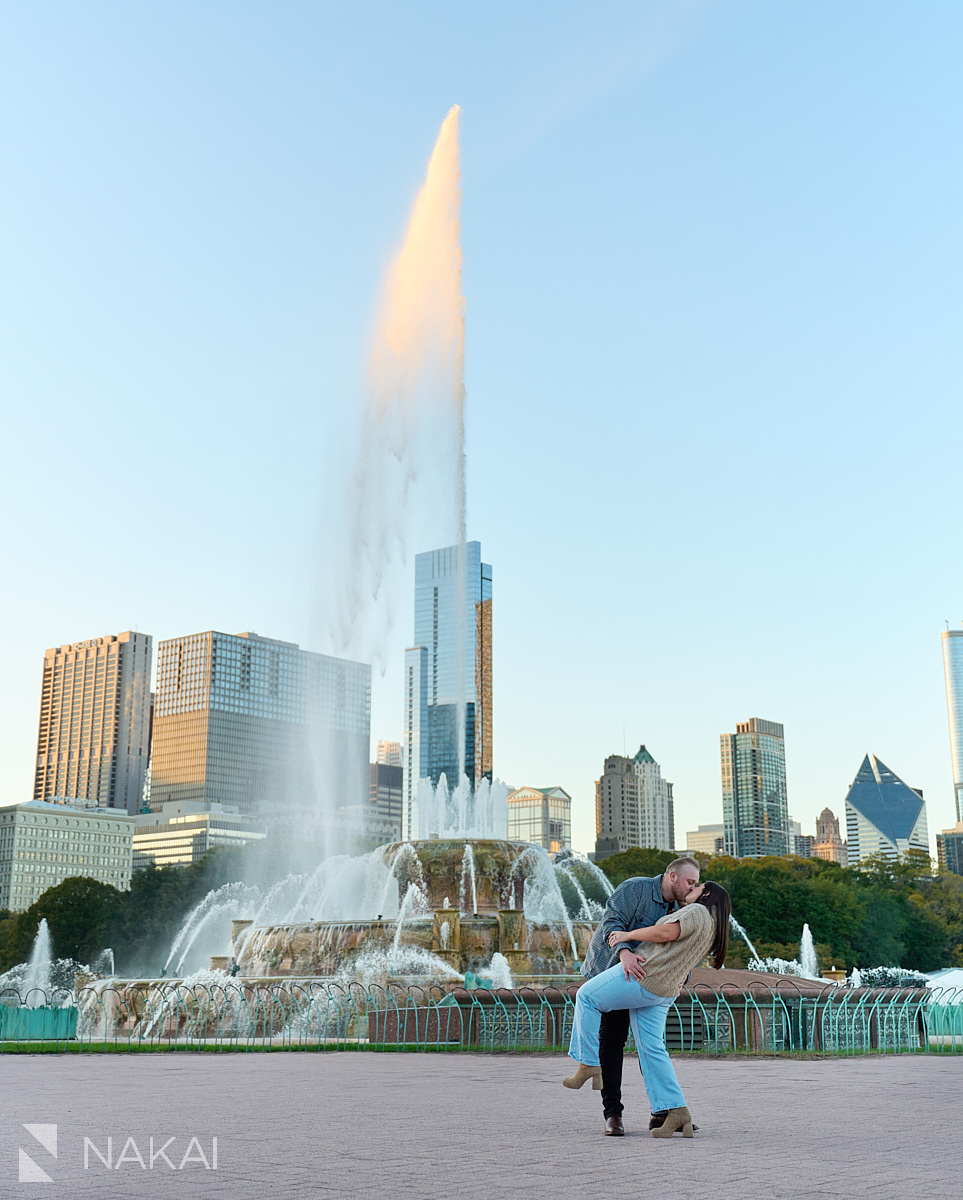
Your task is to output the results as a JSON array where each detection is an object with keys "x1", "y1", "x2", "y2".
[{"x1": 581, "y1": 856, "x2": 701, "y2": 1136}]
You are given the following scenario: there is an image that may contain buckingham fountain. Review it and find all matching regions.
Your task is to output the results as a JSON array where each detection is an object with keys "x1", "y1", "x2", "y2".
[{"x1": 224, "y1": 834, "x2": 606, "y2": 983}]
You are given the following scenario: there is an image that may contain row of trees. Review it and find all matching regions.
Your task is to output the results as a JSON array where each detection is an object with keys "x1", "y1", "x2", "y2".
[
  {"x1": 2, "y1": 841, "x2": 962, "y2": 977},
  {"x1": 0, "y1": 839, "x2": 300, "y2": 977},
  {"x1": 596, "y1": 846, "x2": 963, "y2": 972}
]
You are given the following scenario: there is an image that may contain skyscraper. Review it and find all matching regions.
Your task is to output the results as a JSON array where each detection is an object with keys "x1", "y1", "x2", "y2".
[
  {"x1": 721, "y1": 717, "x2": 790, "y2": 858},
  {"x1": 844, "y1": 754, "x2": 928, "y2": 864},
  {"x1": 937, "y1": 822, "x2": 963, "y2": 876},
  {"x1": 402, "y1": 541, "x2": 492, "y2": 840},
  {"x1": 593, "y1": 746, "x2": 675, "y2": 860},
  {"x1": 149, "y1": 630, "x2": 370, "y2": 824},
  {"x1": 33, "y1": 631, "x2": 152, "y2": 814},
  {"x1": 941, "y1": 626, "x2": 963, "y2": 822}
]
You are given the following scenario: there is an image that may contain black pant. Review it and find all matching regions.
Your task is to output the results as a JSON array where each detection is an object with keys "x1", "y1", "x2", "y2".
[{"x1": 599, "y1": 1009, "x2": 631, "y2": 1118}]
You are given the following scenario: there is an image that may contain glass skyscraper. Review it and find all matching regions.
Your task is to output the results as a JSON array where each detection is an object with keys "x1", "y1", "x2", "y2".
[
  {"x1": 721, "y1": 717, "x2": 790, "y2": 857},
  {"x1": 150, "y1": 630, "x2": 370, "y2": 824},
  {"x1": 844, "y1": 754, "x2": 928, "y2": 864},
  {"x1": 942, "y1": 627, "x2": 963, "y2": 822},
  {"x1": 402, "y1": 541, "x2": 492, "y2": 840}
]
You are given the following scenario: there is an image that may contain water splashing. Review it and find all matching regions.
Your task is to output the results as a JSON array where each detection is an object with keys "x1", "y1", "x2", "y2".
[
  {"x1": 729, "y1": 914, "x2": 760, "y2": 963},
  {"x1": 460, "y1": 843, "x2": 479, "y2": 915},
  {"x1": 415, "y1": 774, "x2": 508, "y2": 841},
  {"x1": 23, "y1": 919, "x2": 52, "y2": 1007},
  {"x1": 799, "y1": 923, "x2": 819, "y2": 979}
]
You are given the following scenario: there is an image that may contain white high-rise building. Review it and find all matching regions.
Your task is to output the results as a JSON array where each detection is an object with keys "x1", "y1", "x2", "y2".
[
  {"x1": 594, "y1": 746, "x2": 675, "y2": 861},
  {"x1": 942, "y1": 626, "x2": 963, "y2": 823}
]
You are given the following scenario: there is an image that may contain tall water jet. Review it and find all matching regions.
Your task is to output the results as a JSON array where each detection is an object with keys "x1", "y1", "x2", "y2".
[
  {"x1": 23, "y1": 919, "x2": 52, "y2": 1007},
  {"x1": 799, "y1": 923, "x2": 819, "y2": 979},
  {"x1": 729, "y1": 915, "x2": 760, "y2": 963},
  {"x1": 319, "y1": 105, "x2": 467, "y2": 682}
]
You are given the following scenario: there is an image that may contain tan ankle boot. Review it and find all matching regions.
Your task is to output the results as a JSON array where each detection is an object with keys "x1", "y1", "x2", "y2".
[
  {"x1": 651, "y1": 1106, "x2": 693, "y2": 1137},
  {"x1": 562, "y1": 1062, "x2": 602, "y2": 1090}
]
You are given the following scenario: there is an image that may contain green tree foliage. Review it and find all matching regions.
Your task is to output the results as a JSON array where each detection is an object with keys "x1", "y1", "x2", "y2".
[
  {"x1": 0, "y1": 836, "x2": 311, "y2": 975},
  {"x1": 0, "y1": 878, "x2": 122, "y2": 971}
]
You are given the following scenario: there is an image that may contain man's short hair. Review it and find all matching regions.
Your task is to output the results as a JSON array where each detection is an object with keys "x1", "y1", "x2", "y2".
[{"x1": 665, "y1": 856, "x2": 700, "y2": 875}]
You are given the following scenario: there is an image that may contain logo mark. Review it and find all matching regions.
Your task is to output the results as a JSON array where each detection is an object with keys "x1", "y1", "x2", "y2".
[{"x1": 20, "y1": 1125, "x2": 57, "y2": 1183}]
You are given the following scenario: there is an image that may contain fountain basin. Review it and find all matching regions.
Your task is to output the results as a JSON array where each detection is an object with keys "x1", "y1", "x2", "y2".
[{"x1": 232, "y1": 838, "x2": 597, "y2": 978}]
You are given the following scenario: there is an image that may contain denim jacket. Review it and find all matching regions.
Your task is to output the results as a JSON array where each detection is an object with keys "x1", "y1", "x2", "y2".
[{"x1": 581, "y1": 874, "x2": 677, "y2": 979}]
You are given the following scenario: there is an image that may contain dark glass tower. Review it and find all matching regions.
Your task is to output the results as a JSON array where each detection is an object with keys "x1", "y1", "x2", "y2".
[
  {"x1": 721, "y1": 717, "x2": 790, "y2": 858},
  {"x1": 844, "y1": 754, "x2": 928, "y2": 863},
  {"x1": 402, "y1": 541, "x2": 492, "y2": 840}
]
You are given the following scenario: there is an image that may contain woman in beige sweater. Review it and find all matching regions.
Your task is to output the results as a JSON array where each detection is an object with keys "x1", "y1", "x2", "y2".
[{"x1": 563, "y1": 881, "x2": 731, "y2": 1137}]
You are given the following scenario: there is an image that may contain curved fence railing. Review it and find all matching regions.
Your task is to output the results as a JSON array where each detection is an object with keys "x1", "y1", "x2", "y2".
[{"x1": 1, "y1": 980, "x2": 962, "y2": 1055}]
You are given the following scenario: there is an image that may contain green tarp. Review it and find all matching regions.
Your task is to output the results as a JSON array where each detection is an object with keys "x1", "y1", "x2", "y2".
[{"x1": 0, "y1": 1005, "x2": 78, "y2": 1041}]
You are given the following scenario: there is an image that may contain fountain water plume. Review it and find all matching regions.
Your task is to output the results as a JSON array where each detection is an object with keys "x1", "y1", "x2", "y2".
[
  {"x1": 415, "y1": 774, "x2": 508, "y2": 841},
  {"x1": 460, "y1": 843, "x2": 478, "y2": 915},
  {"x1": 23, "y1": 918, "x2": 52, "y2": 1007},
  {"x1": 729, "y1": 915, "x2": 760, "y2": 963},
  {"x1": 391, "y1": 883, "x2": 431, "y2": 954},
  {"x1": 799, "y1": 923, "x2": 819, "y2": 979},
  {"x1": 319, "y1": 105, "x2": 467, "y2": 676}
]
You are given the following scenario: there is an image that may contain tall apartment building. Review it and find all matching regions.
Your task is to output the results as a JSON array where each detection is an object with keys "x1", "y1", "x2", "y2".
[
  {"x1": 594, "y1": 746, "x2": 675, "y2": 861},
  {"x1": 721, "y1": 717, "x2": 790, "y2": 858},
  {"x1": 814, "y1": 806, "x2": 848, "y2": 866},
  {"x1": 33, "y1": 631, "x2": 152, "y2": 815},
  {"x1": 376, "y1": 740, "x2": 402, "y2": 767},
  {"x1": 507, "y1": 786, "x2": 572, "y2": 855},
  {"x1": 367, "y1": 759, "x2": 403, "y2": 844},
  {"x1": 844, "y1": 754, "x2": 928, "y2": 864},
  {"x1": 149, "y1": 630, "x2": 370, "y2": 824},
  {"x1": 937, "y1": 822, "x2": 963, "y2": 876},
  {"x1": 942, "y1": 626, "x2": 963, "y2": 822},
  {"x1": 0, "y1": 799, "x2": 135, "y2": 912},
  {"x1": 402, "y1": 541, "x2": 492, "y2": 840}
]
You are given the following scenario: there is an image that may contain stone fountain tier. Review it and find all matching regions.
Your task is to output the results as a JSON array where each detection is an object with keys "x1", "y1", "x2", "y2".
[
  {"x1": 230, "y1": 838, "x2": 595, "y2": 978},
  {"x1": 231, "y1": 913, "x2": 595, "y2": 979},
  {"x1": 382, "y1": 838, "x2": 533, "y2": 913}
]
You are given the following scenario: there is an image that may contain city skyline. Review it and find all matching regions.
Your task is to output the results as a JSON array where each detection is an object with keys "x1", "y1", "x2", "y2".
[
  {"x1": 3, "y1": 609, "x2": 960, "y2": 862},
  {"x1": 2, "y1": 4, "x2": 963, "y2": 856}
]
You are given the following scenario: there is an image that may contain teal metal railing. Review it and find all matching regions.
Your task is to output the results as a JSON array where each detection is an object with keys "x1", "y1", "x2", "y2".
[{"x1": 1, "y1": 981, "x2": 961, "y2": 1055}]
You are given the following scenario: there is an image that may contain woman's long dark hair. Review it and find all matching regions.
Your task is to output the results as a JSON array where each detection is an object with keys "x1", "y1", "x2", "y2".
[{"x1": 695, "y1": 881, "x2": 731, "y2": 969}]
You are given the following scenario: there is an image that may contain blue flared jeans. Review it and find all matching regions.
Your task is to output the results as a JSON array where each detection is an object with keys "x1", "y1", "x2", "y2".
[{"x1": 569, "y1": 965, "x2": 686, "y2": 1114}]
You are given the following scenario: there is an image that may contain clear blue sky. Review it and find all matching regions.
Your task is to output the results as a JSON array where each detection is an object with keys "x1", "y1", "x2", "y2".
[{"x1": 2, "y1": 1, "x2": 961, "y2": 855}]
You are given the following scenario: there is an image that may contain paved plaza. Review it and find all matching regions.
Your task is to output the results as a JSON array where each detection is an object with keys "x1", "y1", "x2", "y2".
[{"x1": 0, "y1": 1052, "x2": 957, "y2": 1199}]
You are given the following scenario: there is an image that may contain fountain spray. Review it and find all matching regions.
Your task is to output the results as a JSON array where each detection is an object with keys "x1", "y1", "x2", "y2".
[{"x1": 320, "y1": 105, "x2": 467, "y2": 676}]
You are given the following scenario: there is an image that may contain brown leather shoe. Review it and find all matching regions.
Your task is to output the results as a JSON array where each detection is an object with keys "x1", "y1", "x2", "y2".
[{"x1": 604, "y1": 1116, "x2": 624, "y2": 1137}]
